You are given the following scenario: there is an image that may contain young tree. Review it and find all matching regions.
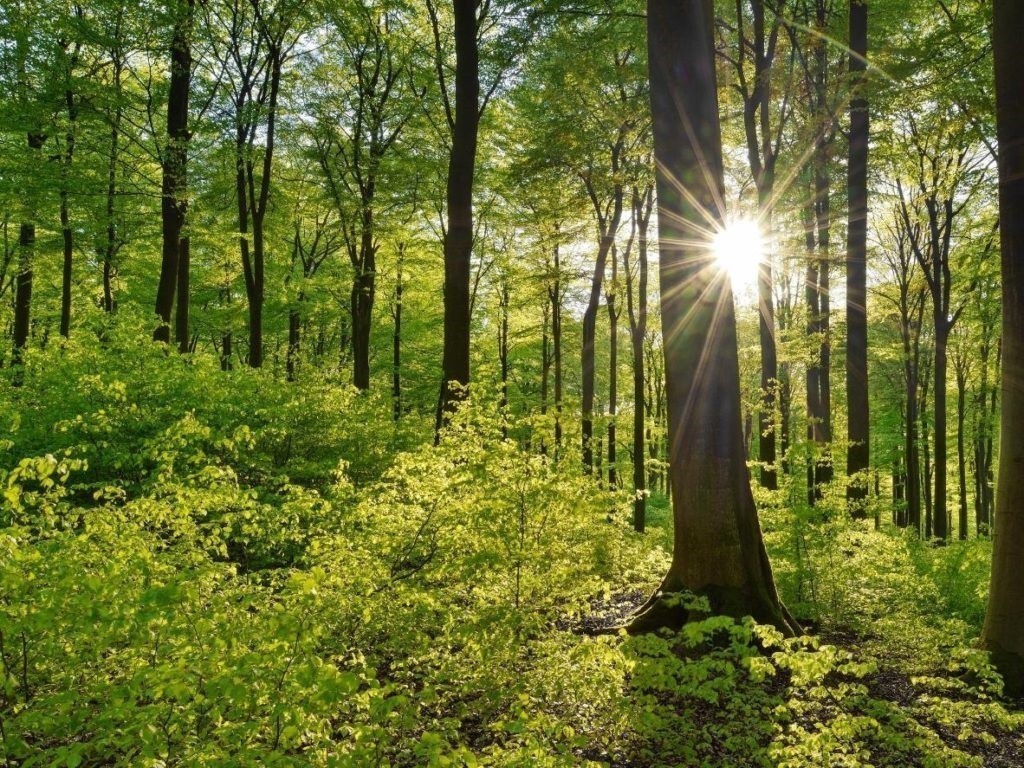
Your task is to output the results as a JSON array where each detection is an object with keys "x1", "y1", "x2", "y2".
[
  {"x1": 629, "y1": 0, "x2": 795, "y2": 634},
  {"x1": 982, "y1": 0, "x2": 1024, "y2": 696}
]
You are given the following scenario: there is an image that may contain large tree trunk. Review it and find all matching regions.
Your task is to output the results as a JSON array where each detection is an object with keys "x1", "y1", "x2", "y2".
[
  {"x1": 436, "y1": 0, "x2": 479, "y2": 432},
  {"x1": 630, "y1": 0, "x2": 795, "y2": 635},
  {"x1": 154, "y1": 0, "x2": 192, "y2": 343},
  {"x1": 845, "y1": 0, "x2": 870, "y2": 510},
  {"x1": 983, "y1": 0, "x2": 1024, "y2": 695}
]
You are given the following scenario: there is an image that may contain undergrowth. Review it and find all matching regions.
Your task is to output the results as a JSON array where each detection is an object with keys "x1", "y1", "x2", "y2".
[{"x1": 1, "y1": 335, "x2": 1021, "y2": 766}]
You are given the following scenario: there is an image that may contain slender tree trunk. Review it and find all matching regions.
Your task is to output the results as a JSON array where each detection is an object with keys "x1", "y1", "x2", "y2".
[
  {"x1": 607, "y1": 245, "x2": 618, "y2": 487},
  {"x1": 154, "y1": 0, "x2": 192, "y2": 342},
  {"x1": 582, "y1": 189, "x2": 623, "y2": 472},
  {"x1": 59, "y1": 83, "x2": 77, "y2": 339},
  {"x1": 956, "y1": 361, "x2": 968, "y2": 539},
  {"x1": 933, "y1": 317, "x2": 949, "y2": 540},
  {"x1": 846, "y1": 0, "x2": 870, "y2": 509},
  {"x1": 12, "y1": 222, "x2": 34, "y2": 367},
  {"x1": 393, "y1": 244, "x2": 403, "y2": 423},
  {"x1": 499, "y1": 279, "x2": 510, "y2": 439},
  {"x1": 436, "y1": 0, "x2": 480, "y2": 433},
  {"x1": 287, "y1": 293, "x2": 302, "y2": 382},
  {"x1": 352, "y1": 211, "x2": 375, "y2": 390},
  {"x1": 175, "y1": 237, "x2": 190, "y2": 352},
  {"x1": 629, "y1": 0, "x2": 795, "y2": 635},
  {"x1": 551, "y1": 244, "x2": 563, "y2": 452}
]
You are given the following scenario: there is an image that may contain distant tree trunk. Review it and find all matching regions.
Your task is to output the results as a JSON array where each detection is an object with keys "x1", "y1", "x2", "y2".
[
  {"x1": 550, "y1": 243, "x2": 564, "y2": 452},
  {"x1": 625, "y1": 184, "x2": 652, "y2": 531},
  {"x1": 581, "y1": 164, "x2": 624, "y2": 472},
  {"x1": 955, "y1": 355, "x2": 968, "y2": 540},
  {"x1": 154, "y1": 0, "x2": 192, "y2": 342},
  {"x1": 352, "y1": 214, "x2": 376, "y2": 390},
  {"x1": 287, "y1": 301, "x2": 301, "y2": 382},
  {"x1": 392, "y1": 244, "x2": 404, "y2": 423},
  {"x1": 629, "y1": 0, "x2": 795, "y2": 635},
  {"x1": 983, "y1": 0, "x2": 1024, "y2": 695},
  {"x1": 498, "y1": 278, "x2": 510, "y2": 439},
  {"x1": 102, "y1": 59, "x2": 123, "y2": 316},
  {"x1": 845, "y1": 0, "x2": 870, "y2": 510},
  {"x1": 59, "y1": 65, "x2": 78, "y2": 339},
  {"x1": 804, "y1": 192, "x2": 824, "y2": 504},
  {"x1": 175, "y1": 237, "x2": 190, "y2": 353},
  {"x1": 12, "y1": 221, "x2": 35, "y2": 365},
  {"x1": 932, "y1": 313, "x2": 950, "y2": 541},
  {"x1": 436, "y1": 0, "x2": 480, "y2": 432},
  {"x1": 607, "y1": 244, "x2": 619, "y2": 487}
]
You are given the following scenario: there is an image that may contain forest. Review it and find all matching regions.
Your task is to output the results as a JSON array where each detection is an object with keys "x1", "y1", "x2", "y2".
[{"x1": 1, "y1": 0, "x2": 1024, "y2": 765}]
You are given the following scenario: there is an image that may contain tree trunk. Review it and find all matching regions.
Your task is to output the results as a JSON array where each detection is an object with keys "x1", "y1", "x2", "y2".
[
  {"x1": 393, "y1": 244, "x2": 403, "y2": 423},
  {"x1": 932, "y1": 316, "x2": 949, "y2": 541},
  {"x1": 983, "y1": 0, "x2": 1024, "y2": 694},
  {"x1": 436, "y1": 0, "x2": 479, "y2": 433},
  {"x1": 845, "y1": 0, "x2": 870, "y2": 510},
  {"x1": 956, "y1": 360, "x2": 968, "y2": 540},
  {"x1": 154, "y1": 0, "x2": 192, "y2": 343},
  {"x1": 175, "y1": 237, "x2": 190, "y2": 353},
  {"x1": 551, "y1": 244, "x2": 563, "y2": 452},
  {"x1": 352, "y1": 213, "x2": 375, "y2": 390},
  {"x1": 59, "y1": 82, "x2": 77, "y2": 339},
  {"x1": 630, "y1": 0, "x2": 796, "y2": 635},
  {"x1": 607, "y1": 245, "x2": 618, "y2": 487}
]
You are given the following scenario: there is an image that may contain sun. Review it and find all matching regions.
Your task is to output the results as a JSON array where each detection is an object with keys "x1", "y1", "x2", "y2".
[{"x1": 712, "y1": 217, "x2": 764, "y2": 295}]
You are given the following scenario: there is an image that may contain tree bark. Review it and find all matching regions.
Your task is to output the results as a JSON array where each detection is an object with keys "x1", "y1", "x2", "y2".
[
  {"x1": 845, "y1": 0, "x2": 870, "y2": 510},
  {"x1": 154, "y1": 0, "x2": 192, "y2": 343},
  {"x1": 983, "y1": 0, "x2": 1024, "y2": 695},
  {"x1": 631, "y1": 0, "x2": 796, "y2": 635},
  {"x1": 436, "y1": 0, "x2": 480, "y2": 432},
  {"x1": 175, "y1": 237, "x2": 190, "y2": 352}
]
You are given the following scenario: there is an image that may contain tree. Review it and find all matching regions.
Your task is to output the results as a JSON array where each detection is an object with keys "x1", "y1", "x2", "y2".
[
  {"x1": 154, "y1": 0, "x2": 194, "y2": 343},
  {"x1": 311, "y1": 0, "x2": 420, "y2": 390},
  {"x1": 982, "y1": 0, "x2": 1024, "y2": 697},
  {"x1": 628, "y1": 0, "x2": 795, "y2": 634},
  {"x1": 433, "y1": 0, "x2": 479, "y2": 430},
  {"x1": 845, "y1": 0, "x2": 870, "y2": 509}
]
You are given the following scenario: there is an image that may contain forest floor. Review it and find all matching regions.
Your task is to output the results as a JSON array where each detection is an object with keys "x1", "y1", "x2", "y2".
[{"x1": 2, "y1": 340, "x2": 1023, "y2": 767}]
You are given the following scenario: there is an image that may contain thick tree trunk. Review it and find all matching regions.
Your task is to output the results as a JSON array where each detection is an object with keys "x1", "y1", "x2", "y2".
[
  {"x1": 983, "y1": 0, "x2": 1024, "y2": 695},
  {"x1": 154, "y1": 0, "x2": 192, "y2": 343},
  {"x1": 845, "y1": 0, "x2": 870, "y2": 509},
  {"x1": 436, "y1": 0, "x2": 479, "y2": 433},
  {"x1": 631, "y1": 0, "x2": 795, "y2": 635}
]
